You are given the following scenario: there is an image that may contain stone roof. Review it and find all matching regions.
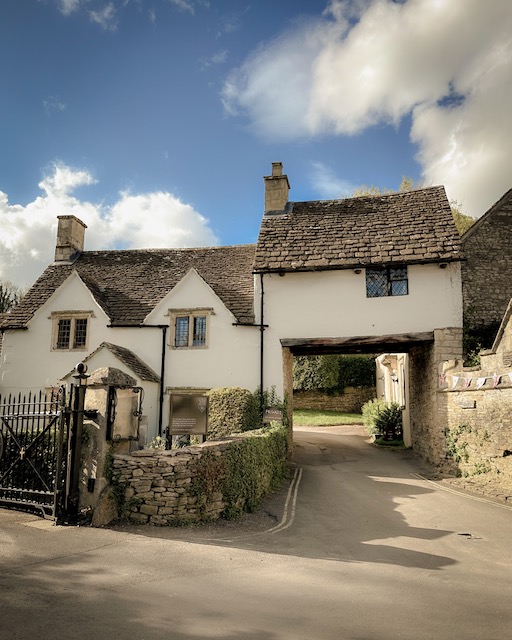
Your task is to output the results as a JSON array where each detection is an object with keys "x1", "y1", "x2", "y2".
[
  {"x1": 1, "y1": 245, "x2": 256, "y2": 329},
  {"x1": 461, "y1": 187, "x2": 512, "y2": 241},
  {"x1": 61, "y1": 342, "x2": 160, "y2": 383},
  {"x1": 254, "y1": 186, "x2": 463, "y2": 273}
]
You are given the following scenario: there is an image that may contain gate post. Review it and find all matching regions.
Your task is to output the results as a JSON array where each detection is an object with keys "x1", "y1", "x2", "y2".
[{"x1": 65, "y1": 363, "x2": 89, "y2": 521}]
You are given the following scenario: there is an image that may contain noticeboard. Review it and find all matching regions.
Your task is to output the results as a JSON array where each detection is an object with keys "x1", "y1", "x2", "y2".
[
  {"x1": 263, "y1": 407, "x2": 283, "y2": 424},
  {"x1": 170, "y1": 394, "x2": 209, "y2": 435}
]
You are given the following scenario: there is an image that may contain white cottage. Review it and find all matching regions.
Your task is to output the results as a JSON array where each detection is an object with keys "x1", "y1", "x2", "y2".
[{"x1": 0, "y1": 163, "x2": 464, "y2": 449}]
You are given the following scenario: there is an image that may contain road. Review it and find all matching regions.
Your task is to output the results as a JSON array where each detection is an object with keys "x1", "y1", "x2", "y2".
[{"x1": 1, "y1": 424, "x2": 511, "y2": 640}]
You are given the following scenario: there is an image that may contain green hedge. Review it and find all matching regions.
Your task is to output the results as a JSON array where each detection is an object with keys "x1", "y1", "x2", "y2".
[
  {"x1": 293, "y1": 355, "x2": 376, "y2": 393},
  {"x1": 192, "y1": 423, "x2": 288, "y2": 519},
  {"x1": 207, "y1": 387, "x2": 261, "y2": 439}
]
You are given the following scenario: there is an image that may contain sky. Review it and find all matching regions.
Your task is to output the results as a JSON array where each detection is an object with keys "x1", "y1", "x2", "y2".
[{"x1": 1, "y1": 0, "x2": 512, "y2": 288}]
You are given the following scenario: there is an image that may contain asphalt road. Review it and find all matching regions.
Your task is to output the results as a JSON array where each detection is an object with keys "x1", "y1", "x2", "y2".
[{"x1": 1, "y1": 424, "x2": 511, "y2": 640}]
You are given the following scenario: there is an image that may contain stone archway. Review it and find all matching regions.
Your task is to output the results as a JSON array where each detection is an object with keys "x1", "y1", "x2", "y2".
[{"x1": 280, "y1": 328, "x2": 462, "y2": 466}]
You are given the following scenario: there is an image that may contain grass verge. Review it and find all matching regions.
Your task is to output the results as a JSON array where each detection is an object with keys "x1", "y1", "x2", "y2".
[{"x1": 293, "y1": 409, "x2": 363, "y2": 426}]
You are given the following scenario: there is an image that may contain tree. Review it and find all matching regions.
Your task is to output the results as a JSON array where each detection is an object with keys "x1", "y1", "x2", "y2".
[
  {"x1": 450, "y1": 200, "x2": 475, "y2": 235},
  {"x1": 352, "y1": 178, "x2": 475, "y2": 236},
  {"x1": 0, "y1": 280, "x2": 23, "y2": 313}
]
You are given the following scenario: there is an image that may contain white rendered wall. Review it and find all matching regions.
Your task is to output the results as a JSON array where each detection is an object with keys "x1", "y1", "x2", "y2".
[
  {"x1": 0, "y1": 269, "x2": 260, "y2": 438},
  {"x1": 257, "y1": 262, "x2": 463, "y2": 397}
]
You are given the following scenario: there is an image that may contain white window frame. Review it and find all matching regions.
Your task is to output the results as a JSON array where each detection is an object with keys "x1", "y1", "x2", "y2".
[
  {"x1": 169, "y1": 308, "x2": 212, "y2": 350},
  {"x1": 50, "y1": 311, "x2": 93, "y2": 351}
]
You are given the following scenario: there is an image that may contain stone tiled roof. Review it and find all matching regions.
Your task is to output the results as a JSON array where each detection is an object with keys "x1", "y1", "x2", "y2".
[
  {"x1": 1, "y1": 245, "x2": 256, "y2": 329},
  {"x1": 62, "y1": 342, "x2": 160, "y2": 382},
  {"x1": 254, "y1": 186, "x2": 463, "y2": 272}
]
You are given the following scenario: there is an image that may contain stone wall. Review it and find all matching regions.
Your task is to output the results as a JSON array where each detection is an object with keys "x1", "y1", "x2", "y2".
[
  {"x1": 462, "y1": 193, "x2": 512, "y2": 330},
  {"x1": 293, "y1": 387, "x2": 375, "y2": 413},
  {"x1": 111, "y1": 426, "x2": 287, "y2": 526},
  {"x1": 438, "y1": 347, "x2": 512, "y2": 496},
  {"x1": 409, "y1": 328, "x2": 463, "y2": 468}
]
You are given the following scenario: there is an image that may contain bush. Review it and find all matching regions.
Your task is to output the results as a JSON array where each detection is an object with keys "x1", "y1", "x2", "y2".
[
  {"x1": 374, "y1": 403, "x2": 403, "y2": 441},
  {"x1": 207, "y1": 387, "x2": 261, "y2": 439},
  {"x1": 192, "y1": 423, "x2": 289, "y2": 519},
  {"x1": 361, "y1": 398, "x2": 388, "y2": 436}
]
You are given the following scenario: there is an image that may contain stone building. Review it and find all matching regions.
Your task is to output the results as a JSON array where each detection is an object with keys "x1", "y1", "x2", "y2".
[{"x1": 462, "y1": 188, "x2": 512, "y2": 345}]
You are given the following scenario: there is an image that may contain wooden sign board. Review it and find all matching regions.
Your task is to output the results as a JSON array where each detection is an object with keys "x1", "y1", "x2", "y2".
[
  {"x1": 263, "y1": 407, "x2": 283, "y2": 424},
  {"x1": 170, "y1": 394, "x2": 209, "y2": 435}
]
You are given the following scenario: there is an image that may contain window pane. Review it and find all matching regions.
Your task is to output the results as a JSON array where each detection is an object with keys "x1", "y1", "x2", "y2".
[
  {"x1": 74, "y1": 318, "x2": 88, "y2": 348},
  {"x1": 390, "y1": 267, "x2": 408, "y2": 296},
  {"x1": 56, "y1": 319, "x2": 71, "y2": 349},
  {"x1": 193, "y1": 316, "x2": 207, "y2": 346},
  {"x1": 175, "y1": 316, "x2": 189, "y2": 347},
  {"x1": 366, "y1": 269, "x2": 387, "y2": 298}
]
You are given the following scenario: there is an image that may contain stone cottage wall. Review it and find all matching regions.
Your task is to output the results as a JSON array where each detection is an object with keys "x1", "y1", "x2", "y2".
[
  {"x1": 462, "y1": 194, "x2": 512, "y2": 330},
  {"x1": 409, "y1": 328, "x2": 463, "y2": 468}
]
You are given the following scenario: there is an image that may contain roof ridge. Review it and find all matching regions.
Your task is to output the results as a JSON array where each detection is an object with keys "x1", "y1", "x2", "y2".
[{"x1": 291, "y1": 185, "x2": 445, "y2": 207}]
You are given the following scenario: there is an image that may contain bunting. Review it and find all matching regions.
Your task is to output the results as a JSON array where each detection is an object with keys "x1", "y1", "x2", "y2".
[{"x1": 439, "y1": 370, "x2": 512, "y2": 390}]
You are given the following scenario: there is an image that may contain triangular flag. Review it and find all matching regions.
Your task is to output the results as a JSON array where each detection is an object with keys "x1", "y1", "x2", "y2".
[
  {"x1": 493, "y1": 374, "x2": 501, "y2": 388},
  {"x1": 464, "y1": 378, "x2": 472, "y2": 389},
  {"x1": 476, "y1": 377, "x2": 487, "y2": 389},
  {"x1": 451, "y1": 376, "x2": 460, "y2": 389}
]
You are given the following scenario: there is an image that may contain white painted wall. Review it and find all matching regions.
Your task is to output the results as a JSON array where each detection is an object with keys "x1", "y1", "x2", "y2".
[
  {"x1": 0, "y1": 268, "x2": 260, "y2": 440},
  {"x1": 257, "y1": 262, "x2": 463, "y2": 397}
]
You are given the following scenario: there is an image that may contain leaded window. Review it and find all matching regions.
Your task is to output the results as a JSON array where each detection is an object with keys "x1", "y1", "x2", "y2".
[
  {"x1": 53, "y1": 315, "x2": 89, "y2": 350},
  {"x1": 366, "y1": 266, "x2": 408, "y2": 298},
  {"x1": 172, "y1": 311, "x2": 209, "y2": 348}
]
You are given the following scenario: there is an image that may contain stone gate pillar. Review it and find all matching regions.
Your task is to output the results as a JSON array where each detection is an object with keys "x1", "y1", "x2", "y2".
[{"x1": 79, "y1": 367, "x2": 141, "y2": 525}]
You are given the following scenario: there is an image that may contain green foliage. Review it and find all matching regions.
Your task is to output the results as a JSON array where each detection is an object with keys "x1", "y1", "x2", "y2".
[
  {"x1": 191, "y1": 423, "x2": 288, "y2": 519},
  {"x1": 451, "y1": 200, "x2": 475, "y2": 235},
  {"x1": 374, "y1": 403, "x2": 403, "y2": 441},
  {"x1": 293, "y1": 409, "x2": 362, "y2": 426},
  {"x1": 207, "y1": 387, "x2": 261, "y2": 439},
  {"x1": 352, "y1": 176, "x2": 419, "y2": 197},
  {"x1": 337, "y1": 355, "x2": 376, "y2": 389},
  {"x1": 445, "y1": 424, "x2": 472, "y2": 469},
  {"x1": 147, "y1": 435, "x2": 167, "y2": 450},
  {"x1": 361, "y1": 398, "x2": 388, "y2": 436},
  {"x1": 463, "y1": 321, "x2": 500, "y2": 366},
  {"x1": 293, "y1": 355, "x2": 376, "y2": 393}
]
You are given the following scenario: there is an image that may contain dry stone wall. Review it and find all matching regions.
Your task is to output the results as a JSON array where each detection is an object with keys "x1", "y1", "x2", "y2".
[{"x1": 111, "y1": 426, "x2": 287, "y2": 526}]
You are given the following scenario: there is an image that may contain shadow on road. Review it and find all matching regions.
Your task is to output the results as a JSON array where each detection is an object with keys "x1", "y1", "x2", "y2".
[{"x1": 111, "y1": 425, "x2": 457, "y2": 571}]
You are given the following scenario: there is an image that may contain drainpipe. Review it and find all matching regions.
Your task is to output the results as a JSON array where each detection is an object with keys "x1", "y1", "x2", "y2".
[
  {"x1": 260, "y1": 273, "x2": 265, "y2": 418},
  {"x1": 158, "y1": 325, "x2": 167, "y2": 437},
  {"x1": 106, "y1": 323, "x2": 168, "y2": 437}
]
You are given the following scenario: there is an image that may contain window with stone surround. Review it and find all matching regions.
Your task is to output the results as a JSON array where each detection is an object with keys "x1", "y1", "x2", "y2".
[
  {"x1": 51, "y1": 312, "x2": 92, "y2": 351},
  {"x1": 366, "y1": 266, "x2": 408, "y2": 298},
  {"x1": 170, "y1": 309, "x2": 211, "y2": 349}
]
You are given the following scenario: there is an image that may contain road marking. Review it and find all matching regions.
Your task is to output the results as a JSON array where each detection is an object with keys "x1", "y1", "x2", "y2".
[
  {"x1": 411, "y1": 473, "x2": 512, "y2": 511},
  {"x1": 265, "y1": 467, "x2": 303, "y2": 535}
]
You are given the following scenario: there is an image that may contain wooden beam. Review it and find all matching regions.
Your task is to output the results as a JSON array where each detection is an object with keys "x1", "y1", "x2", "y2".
[{"x1": 280, "y1": 332, "x2": 434, "y2": 355}]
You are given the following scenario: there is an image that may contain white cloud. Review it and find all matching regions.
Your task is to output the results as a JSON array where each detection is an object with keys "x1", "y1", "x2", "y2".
[
  {"x1": 56, "y1": 0, "x2": 83, "y2": 16},
  {"x1": 0, "y1": 164, "x2": 218, "y2": 288},
  {"x1": 223, "y1": 0, "x2": 512, "y2": 217},
  {"x1": 310, "y1": 162, "x2": 356, "y2": 199},
  {"x1": 169, "y1": 0, "x2": 195, "y2": 14},
  {"x1": 43, "y1": 96, "x2": 67, "y2": 116},
  {"x1": 89, "y1": 2, "x2": 118, "y2": 30}
]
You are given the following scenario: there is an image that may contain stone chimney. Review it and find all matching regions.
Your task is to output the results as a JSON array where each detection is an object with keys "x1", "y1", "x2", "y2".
[
  {"x1": 54, "y1": 215, "x2": 87, "y2": 262},
  {"x1": 264, "y1": 162, "x2": 290, "y2": 213}
]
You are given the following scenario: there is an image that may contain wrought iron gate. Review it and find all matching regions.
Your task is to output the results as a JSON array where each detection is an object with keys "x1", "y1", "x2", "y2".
[{"x1": 0, "y1": 387, "x2": 72, "y2": 520}]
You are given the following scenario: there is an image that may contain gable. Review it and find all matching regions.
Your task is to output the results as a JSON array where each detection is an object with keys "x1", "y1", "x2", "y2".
[
  {"x1": 61, "y1": 342, "x2": 160, "y2": 383},
  {"x1": 146, "y1": 267, "x2": 234, "y2": 322},
  {"x1": 1, "y1": 244, "x2": 256, "y2": 329},
  {"x1": 254, "y1": 186, "x2": 463, "y2": 273},
  {"x1": 26, "y1": 271, "x2": 109, "y2": 327}
]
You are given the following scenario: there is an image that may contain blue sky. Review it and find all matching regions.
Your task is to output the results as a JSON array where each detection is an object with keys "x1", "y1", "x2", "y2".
[{"x1": 1, "y1": 0, "x2": 511, "y2": 287}]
